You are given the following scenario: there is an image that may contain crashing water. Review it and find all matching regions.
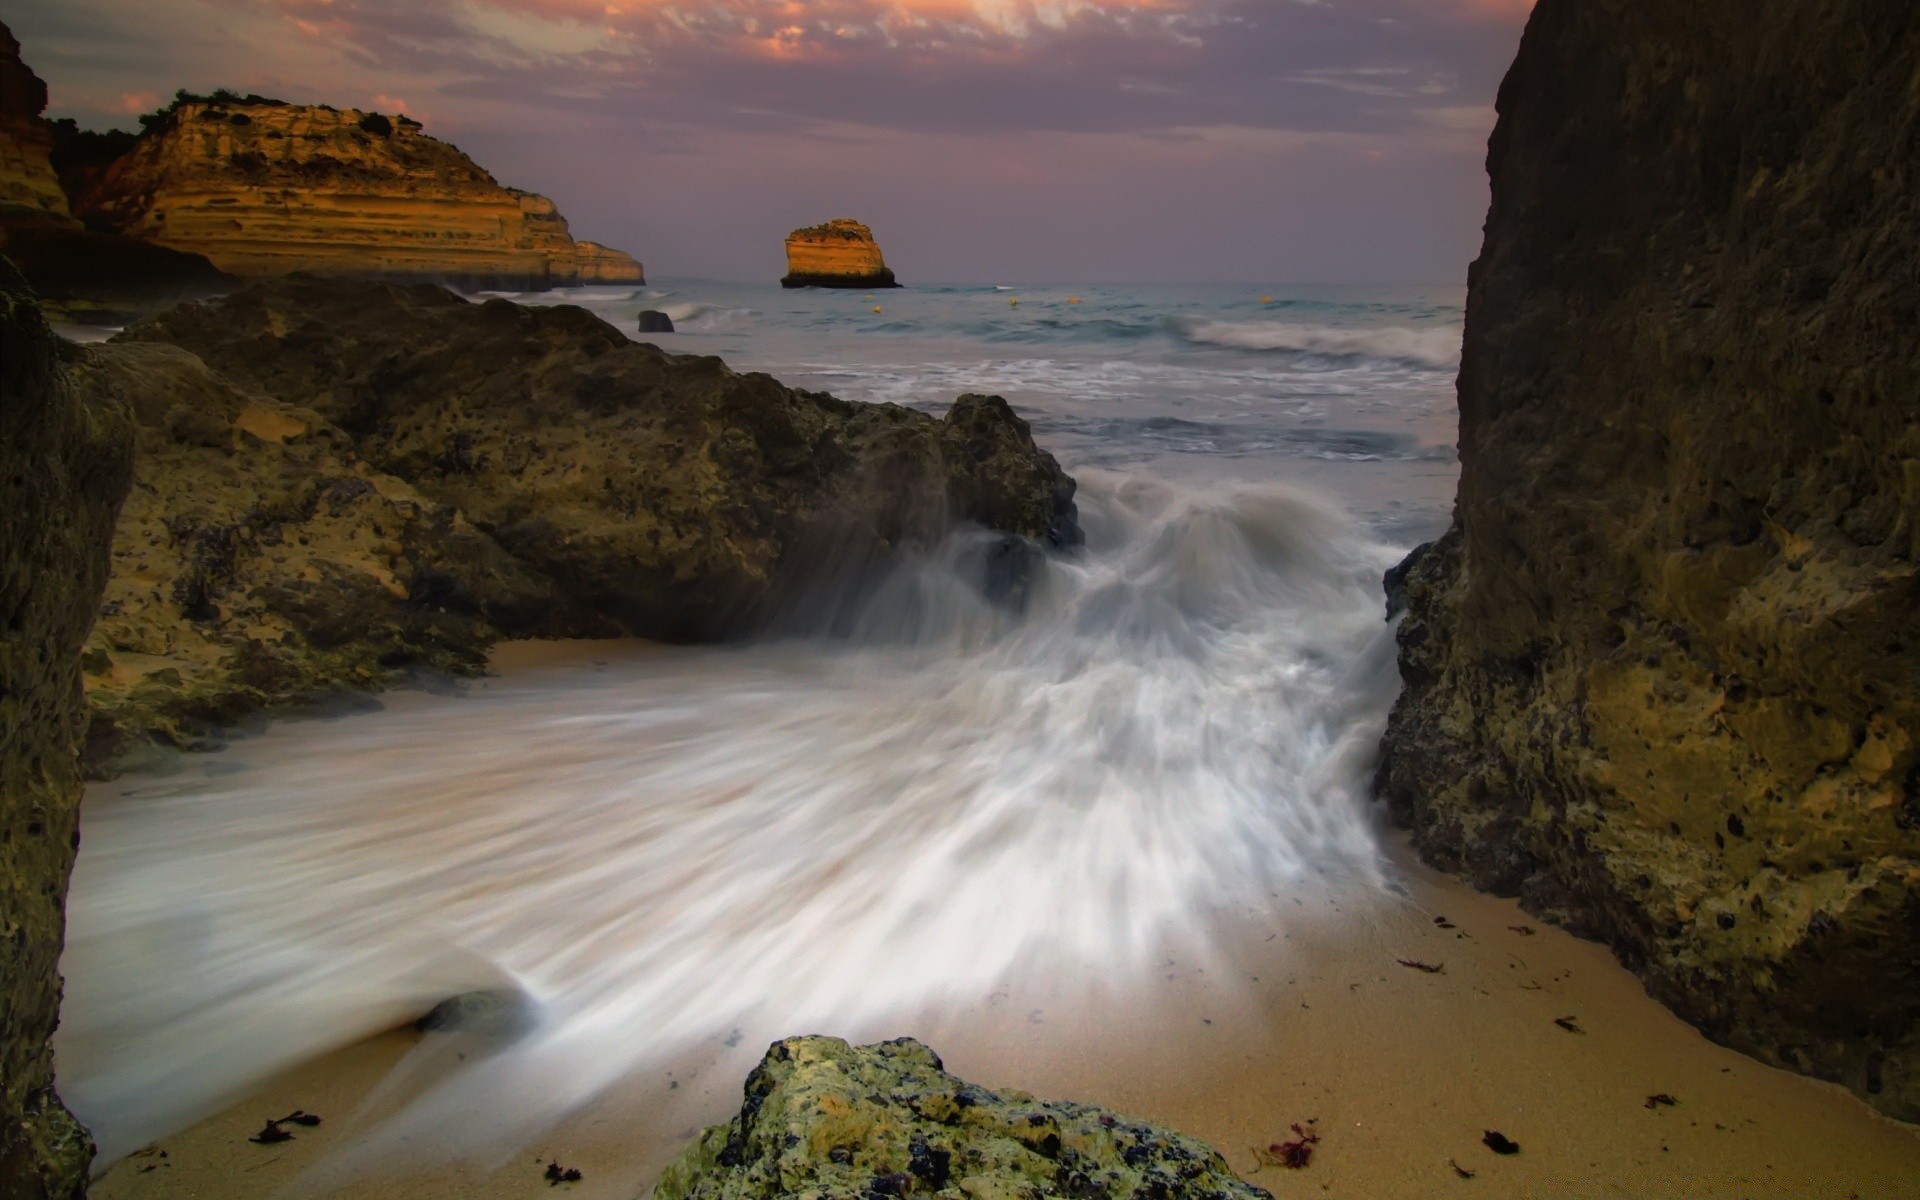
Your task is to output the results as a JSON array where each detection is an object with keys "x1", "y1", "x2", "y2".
[{"x1": 56, "y1": 281, "x2": 1461, "y2": 1171}]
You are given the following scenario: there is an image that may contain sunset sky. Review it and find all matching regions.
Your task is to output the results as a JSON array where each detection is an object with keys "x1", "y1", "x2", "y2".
[{"x1": 14, "y1": 0, "x2": 1533, "y2": 283}]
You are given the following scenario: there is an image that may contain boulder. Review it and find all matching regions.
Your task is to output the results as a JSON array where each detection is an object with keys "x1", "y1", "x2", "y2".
[
  {"x1": 638, "y1": 309, "x2": 676, "y2": 333},
  {"x1": 0, "y1": 258, "x2": 135, "y2": 1197},
  {"x1": 781, "y1": 219, "x2": 899, "y2": 289},
  {"x1": 1379, "y1": 0, "x2": 1920, "y2": 1120},
  {"x1": 655, "y1": 1037, "x2": 1271, "y2": 1200}
]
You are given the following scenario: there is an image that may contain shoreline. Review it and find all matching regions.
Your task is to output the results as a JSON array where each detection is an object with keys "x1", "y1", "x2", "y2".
[{"x1": 79, "y1": 645, "x2": 1920, "y2": 1200}]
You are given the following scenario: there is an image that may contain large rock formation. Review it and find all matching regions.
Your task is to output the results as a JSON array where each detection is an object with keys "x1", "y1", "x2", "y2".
[
  {"x1": 1379, "y1": 0, "x2": 1920, "y2": 1120},
  {"x1": 657, "y1": 1037, "x2": 1270, "y2": 1200},
  {"x1": 782, "y1": 219, "x2": 898, "y2": 288},
  {"x1": 76, "y1": 99, "x2": 642, "y2": 289},
  {"x1": 0, "y1": 260, "x2": 135, "y2": 1196},
  {"x1": 83, "y1": 277, "x2": 1075, "y2": 767},
  {"x1": 0, "y1": 23, "x2": 71, "y2": 224},
  {"x1": 0, "y1": 23, "x2": 224, "y2": 320}
]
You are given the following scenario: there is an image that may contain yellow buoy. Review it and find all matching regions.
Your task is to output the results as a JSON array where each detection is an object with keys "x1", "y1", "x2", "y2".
[
  {"x1": 1009, "y1": 298, "x2": 1019, "y2": 307},
  {"x1": 1067, "y1": 296, "x2": 1081, "y2": 303},
  {"x1": 1259, "y1": 296, "x2": 1273, "y2": 303},
  {"x1": 872, "y1": 306, "x2": 882, "y2": 313}
]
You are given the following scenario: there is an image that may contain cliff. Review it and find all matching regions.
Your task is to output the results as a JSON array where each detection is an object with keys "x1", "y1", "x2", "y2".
[
  {"x1": 0, "y1": 25, "x2": 224, "y2": 319},
  {"x1": 0, "y1": 260, "x2": 135, "y2": 1197},
  {"x1": 76, "y1": 100, "x2": 642, "y2": 289},
  {"x1": 1379, "y1": 0, "x2": 1920, "y2": 1121},
  {"x1": 782, "y1": 218, "x2": 898, "y2": 288},
  {"x1": 657, "y1": 1037, "x2": 1270, "y2": 1200},
  {"x1": 0, "y1": 23, "x2": 71, "y2": 224},
  {"x1": 85, "y1": 277, "x2": 1076, "y2": 768}
]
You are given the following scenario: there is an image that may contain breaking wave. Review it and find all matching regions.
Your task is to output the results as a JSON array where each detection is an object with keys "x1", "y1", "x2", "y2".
[{"x1": 58, "y1": 472, "x2": 1404, "y2": 1172}]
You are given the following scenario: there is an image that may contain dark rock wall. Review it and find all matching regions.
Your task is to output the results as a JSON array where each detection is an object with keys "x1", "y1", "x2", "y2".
[
  {"x1": 1381, "y1": 0, "x2": 1920, "y2": 1118},
  {"x1": 0, "y1": 263, "x2": 134, "y2": 1195}
]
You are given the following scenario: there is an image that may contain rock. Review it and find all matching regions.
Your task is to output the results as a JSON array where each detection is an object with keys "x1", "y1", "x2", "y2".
[
  {"x1": 413, "y1": 989, "x2": 538, "y2": 1040},
  {"x1": 1378, "y1": 0, "x2": 1920, "y2": 1120},
  {"x1": 576, "y1": 240, "x2": 645, "y2": 285},
  {"x1": 0, "y1": 26, "x2": 225, "y2": 321},
  {"x1": 0, "y1": 22, "x2": 72, "y2": 225},
  {"x1": 73, "y1": 338, "x2": 585, "y2": 773},
  {"x1": 82, "y1": 277, "x2": 1074, "y2": 764},
  {"x1": 0, "y1": 257, "x2": 136, "y2": 1198},
  {"x1": 655, "y1": 1036, "x2": 1270, "y2": 1200},
  {"x1": 638, "y1": 309, "x2": 676, "y2": 333},
  {"x1": 75, "y1": 98, "x2": 642, "y2": 289},
  {"x1": 781, "y1": 219, "x2": 899, "y2": 289}
]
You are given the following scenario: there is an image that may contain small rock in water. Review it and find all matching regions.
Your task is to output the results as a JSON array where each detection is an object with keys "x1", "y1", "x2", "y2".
[
  {"x1": 637, "y1": 310, "x2": 675, "y2": 333},
  {"x1": 414, "y1": 988, "x2": 538, "y2": 1040}
]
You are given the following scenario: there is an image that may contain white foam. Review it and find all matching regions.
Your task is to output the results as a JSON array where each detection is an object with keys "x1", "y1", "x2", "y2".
[
  {"x1": 1179, "y1": 319, "x2": 1461, "y2": 368},
  {"x1": 58, "y1": 472, "x2": 1403, "y2": 1172}
]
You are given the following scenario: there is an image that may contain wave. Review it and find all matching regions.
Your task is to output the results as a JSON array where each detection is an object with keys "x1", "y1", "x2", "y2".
[
  {"x1": 57, "y1": 473, "x2": 1402, "y2": 1173},
  {"x1": 1177, "y1": 319, "x2": 1461, "y2": 368}
]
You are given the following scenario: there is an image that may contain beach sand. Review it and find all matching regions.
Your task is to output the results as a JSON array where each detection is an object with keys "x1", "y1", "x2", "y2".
[{"x1": 83, "y1": 642, "x2": 1920, "y2": 1199}]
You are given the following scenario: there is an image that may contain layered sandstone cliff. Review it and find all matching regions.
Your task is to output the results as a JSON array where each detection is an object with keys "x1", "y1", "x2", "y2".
[
  {"x1": 782, "y1": 218, "x2": 898, "y2": 288},
  {"x1": 0, "y1": 23, "x2": 71, "y2": 224},
  {"x1": 1380, "y1": 0, "x2": 1920, "y2": 1120},
  {"x1": 0, "y1": 260, "x2": 135, "y2": 1198},
  {"x1": 77, "y1": 101, "x2": 642, "y2": 288},
  {"x1": 83, "y1": 277, "x2": 1076, "y2": 768},
  {"x1": 0, "y1": 26, "x2": 223, "y2": 318}
]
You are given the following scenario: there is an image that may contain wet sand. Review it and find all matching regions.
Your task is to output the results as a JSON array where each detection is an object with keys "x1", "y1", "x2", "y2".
[
  {"x1": 84, "y1": 642, "x2": 1920, "y2": 1199},
  {"x1": 88, "y1": 852, "x2": 1920, "y2": 1199}
]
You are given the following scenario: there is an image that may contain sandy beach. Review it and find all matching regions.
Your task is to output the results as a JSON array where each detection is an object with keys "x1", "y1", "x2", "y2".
[{"x1": 83, "y1": 646, "x2": 1920, "y2": 1199}]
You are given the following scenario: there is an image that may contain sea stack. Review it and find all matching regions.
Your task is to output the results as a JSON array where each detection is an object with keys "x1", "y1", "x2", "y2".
[
  {"x1": 781, "y1": 218, "x2": 897, "y2": 288},
  {"x1": 76, "y1": 98, "x2": 643, "y2": 289},
  {"x1": 1378, "y1": 0, "x2": 1920, "y2": 1120}
]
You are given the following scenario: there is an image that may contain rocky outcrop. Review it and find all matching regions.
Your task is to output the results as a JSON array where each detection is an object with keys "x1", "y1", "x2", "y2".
[
  {"x1": 76, "y1": 100, "x2": 642, "y2": 289},
  {"x1": 0, "y1": 261, "x2": 135, "y2": 1197},
  {"x1": 0, "y1": 26, "x2": 224, "y2": 320},
  {"x1": 1379, "y1": 0, "x2": 1920, "y2": 1121},
  {"x1": 0, "y1": 22, "x2": 71, "y2": 224},
  {"x1": 82, "y1": 277, "x2": 1073, "y2": 766},
  {"x1": 656, "y1": 1037, "x2": 1270, "y2": 1200},
  {"x1": 782, "y1": 219, "x2": 898, "y2": 288},
  {"x1": 73, "y1": 339, "x2": 585, "y2": 772}
]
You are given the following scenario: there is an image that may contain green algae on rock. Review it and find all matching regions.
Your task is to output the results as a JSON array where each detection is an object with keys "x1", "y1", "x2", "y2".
[
  {"x1": 0, "y1": 260, "x2": 135, "y2": 1196},
  {"x1": 655, "y1": 1037, "x2": 1270, "y2": 1200},
  {"x1": 1379, "y1": 0, "x2": 1920, "y2": 1121}
]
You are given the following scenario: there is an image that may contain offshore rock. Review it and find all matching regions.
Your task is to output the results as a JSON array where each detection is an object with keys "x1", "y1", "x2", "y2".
[
  {"x1": 1379, "y1": 0, "x2": 1920, "y2": 1120},
  {"x1": 84, "y1": 277, "x2": 1073, "y2": 761},
  {"x1": 0, "y1": 260, "x2": 134, "y2": 1196},
  {"x1": 655, "y1": 1037, "x2": 1270, "y2": 1200},
  {"x1": 73, "y1": 339, "x2": 582, "y2": 772},
  {"x1": 781, "y1": 218, "x2": 898, "y2": 288},
  {"x1": 638, "y1": 309, "x2": 675, "y2": 334},
  {"x1": 77, "y1": 100, "x2": 642, "y2": 288}
]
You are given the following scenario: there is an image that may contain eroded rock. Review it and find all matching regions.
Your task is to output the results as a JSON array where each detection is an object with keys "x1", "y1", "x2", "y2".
[
  {"x1": 655, "y1": 1037, "x2": 1270, "y2": 1200},
  {"x1": 1379, "y1": 0, "x2": 1920, "y2": 1120},
  {"x1": 781, "y1": 219, "x2": 898, "y2": 289},
  {"x1": 76, "y1": 97, "x2": 641, "y2": 288},
  {"x1": 0, "y1": 259, "x2": 135, "y2": 1196}
]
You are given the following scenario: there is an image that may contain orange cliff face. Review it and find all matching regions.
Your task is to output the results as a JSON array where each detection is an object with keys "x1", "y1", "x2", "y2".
[
  {"x1": 77, "y1": 101, "x2": 642, "y2": 289},
  {"x1": 0, "y1": 21, "x2": 75, "y2": 225},
  {"x1": 781, "y1": 218, "x2": 898, "y2": 288}
]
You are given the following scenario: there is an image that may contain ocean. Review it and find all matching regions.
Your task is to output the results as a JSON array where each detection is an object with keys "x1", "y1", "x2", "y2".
[{"x1": 58, "y1": 280, "x2": 1467, "y2": 1171}]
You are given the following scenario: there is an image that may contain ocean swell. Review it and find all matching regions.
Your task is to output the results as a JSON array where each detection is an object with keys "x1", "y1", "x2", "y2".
[{"x1": 1177, "y1": 319, "x2": 1462, "y2": 368}]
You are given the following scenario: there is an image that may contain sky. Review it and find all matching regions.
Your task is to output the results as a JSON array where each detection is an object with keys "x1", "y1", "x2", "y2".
[{"x1": 11, "y1": 0, "x2": 1534, "y2": 283}]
